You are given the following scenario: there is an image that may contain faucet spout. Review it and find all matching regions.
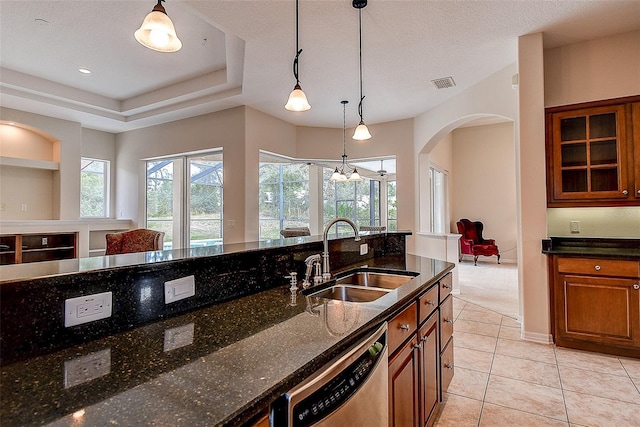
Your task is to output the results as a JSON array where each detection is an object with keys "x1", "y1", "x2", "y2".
[{"x1": 322, "y1": 217, "x2": 360, "y2": 280}]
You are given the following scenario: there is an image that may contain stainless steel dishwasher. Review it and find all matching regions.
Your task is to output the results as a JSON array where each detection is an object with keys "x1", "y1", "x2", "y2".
[{"x1": 270, "y1": 322, "x2": 388, "y2": 427}]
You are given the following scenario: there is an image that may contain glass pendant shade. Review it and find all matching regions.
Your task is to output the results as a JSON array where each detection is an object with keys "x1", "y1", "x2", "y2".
[
  {"x1": 348, "y1": 168, "x2": 362, "y2": 182},
  {"x1": 135, "y1": 3, "x2": 182, "y2": 52},
  {"x1": 285, "y1": 84, "x2": 311, "y2": 111},
  {"x1": 352, "y1": 121, "x2": 372, "y2": 140},
  {"x1": 330, "y1": 168, "x2": 342, "y2": 182}
]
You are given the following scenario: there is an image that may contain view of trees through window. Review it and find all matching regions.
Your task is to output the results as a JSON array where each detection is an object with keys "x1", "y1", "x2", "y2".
[
  {"x1": 259, "y1": 162, "x2": 310, "y2": 239},
  {"x1": 146, "y1": 152, "x2": 223, "y2": 249},
  {"x1": 80, "y1": 158, "x2": 108, "y2": 218},
  {"x1": 387, "y1": 180, "x2": 397, "y2": 231}
]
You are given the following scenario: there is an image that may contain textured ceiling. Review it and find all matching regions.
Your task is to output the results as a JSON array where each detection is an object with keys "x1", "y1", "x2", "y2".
[{"x1": 1, "y1": 0, "x2": 639, "y2": 133}]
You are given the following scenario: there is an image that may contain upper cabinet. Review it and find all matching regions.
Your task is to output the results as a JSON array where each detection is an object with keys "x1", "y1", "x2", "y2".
[{"x1": 545, "y1": 96, "x2": 640, "y2": 207}]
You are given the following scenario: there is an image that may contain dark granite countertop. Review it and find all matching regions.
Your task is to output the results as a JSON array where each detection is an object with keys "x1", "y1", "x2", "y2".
[
  {"x1": 1, "y1": 253, "x2": 453, "y2": 426},
  {"x1": 542, "y1": 237, "x2": 640, "y2": 259}
]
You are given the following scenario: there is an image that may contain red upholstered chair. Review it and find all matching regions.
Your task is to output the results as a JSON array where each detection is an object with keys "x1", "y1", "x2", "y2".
[
  {"x1": 105, "y1": 229, "x2": 165, "y2": 255},
  {"x1": 456, "y1": 219, "x2": 500, "y2": 266}
]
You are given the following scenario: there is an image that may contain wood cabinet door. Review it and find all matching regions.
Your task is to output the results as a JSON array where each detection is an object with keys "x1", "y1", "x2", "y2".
[
  {"x1": 550, "y1": 104, "x2": 630, "y2": 202},
  {"x1": 418, "y1": 312, "x2": 439, "y2": 427},
  {"x1": 440, "y1": 295, "x2": 454, "y2": 352},
  {"x1": 556, "y1": 274, "x2": 640, "y2": 348},
  {"x1": 633, "y1": 103, "x2": 640, "y2": 200},
  {"x1": 389, "y1": 335, "x2": 419, "y2": 427}
]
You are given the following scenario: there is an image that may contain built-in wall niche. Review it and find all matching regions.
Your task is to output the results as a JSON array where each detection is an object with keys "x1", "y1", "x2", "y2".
[{"x1": 0, "y1": 121, "x2": 60, "y2": 220}]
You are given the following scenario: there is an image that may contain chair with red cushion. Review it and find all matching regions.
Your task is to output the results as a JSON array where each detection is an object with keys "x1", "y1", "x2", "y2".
[
  {"x1": 456, "y1": 219, "x2": 500, "y2": 266},
  {"x1": 105, "y1": 229, "x2": 165, "y2": 255}
]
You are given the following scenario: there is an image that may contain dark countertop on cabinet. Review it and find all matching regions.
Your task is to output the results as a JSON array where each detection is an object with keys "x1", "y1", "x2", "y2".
[
  {"x1": 1, "y1": 253, "x2": 453, "y2": 427},
  {"x1": 542, "y1": 237, "x2": 640, "y2": 259}
]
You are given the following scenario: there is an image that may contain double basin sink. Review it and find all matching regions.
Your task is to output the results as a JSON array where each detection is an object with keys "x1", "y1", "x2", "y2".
[{"x1": 303, "y1": 268, "x2": 419, "y2": 303}]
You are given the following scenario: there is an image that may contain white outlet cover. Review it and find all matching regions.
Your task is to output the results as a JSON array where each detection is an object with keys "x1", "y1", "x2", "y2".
[
  {"x1": 65, "y1": 292, "x2": 112, "y2": 327},
  {"x1": 164, "y1": 323, "x2": 195, "y2": 352},
  {"x1": 64, "y1": 348, "x2": 111, "y2": 388},
  {"x1": 164, "y1": 275, "x2": 196, "y2": 304},
  {"x1": 360, "y1": 243, "x2": 369, "y2": 255}
]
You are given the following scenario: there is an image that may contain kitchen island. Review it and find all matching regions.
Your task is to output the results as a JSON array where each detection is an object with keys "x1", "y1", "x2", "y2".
[{"x1": 1, "y1": 232, "x2": 454, "y2": 426}]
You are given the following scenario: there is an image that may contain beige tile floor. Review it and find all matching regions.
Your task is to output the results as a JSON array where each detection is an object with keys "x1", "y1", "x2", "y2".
[
  {"x1": 455, "y1": 261, "x2": 519, "y2": 318},
  {"x1": 433, "y1": 298, "x2": 640, "y2": 427}
]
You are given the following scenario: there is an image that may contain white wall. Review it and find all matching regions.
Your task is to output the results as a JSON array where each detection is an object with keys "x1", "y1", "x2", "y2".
[
  {"x1": 451, "y1": 122, "x2": 518, "y2": 263},
  {"x1": 0, "y1": 108, "x2": 81, "y2": 220}
]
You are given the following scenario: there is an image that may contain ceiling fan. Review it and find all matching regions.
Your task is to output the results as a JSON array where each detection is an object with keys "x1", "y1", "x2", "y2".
[{"x1": 377, "y1": 160, "x2": 387, "y2": 177}]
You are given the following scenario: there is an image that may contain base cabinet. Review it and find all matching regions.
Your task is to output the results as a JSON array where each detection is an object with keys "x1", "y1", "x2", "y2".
[
  {"x1": 388, "y1": 273, "x2": 452, "y2": 427},
  {"x1": 550, "y1": 256, "x2": 640, "y2": 357},
  {"x1": 0, "y1": 232, "x2": 78, "y2": 265}
]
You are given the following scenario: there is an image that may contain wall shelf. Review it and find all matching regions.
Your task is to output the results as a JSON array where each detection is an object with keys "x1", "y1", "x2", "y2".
[
  {"x1": 0, "y1": 232, "x2": 77, "y2": 265},
  {"x1": 0, "y1": 156, "x2": 60, "y2": 171}
]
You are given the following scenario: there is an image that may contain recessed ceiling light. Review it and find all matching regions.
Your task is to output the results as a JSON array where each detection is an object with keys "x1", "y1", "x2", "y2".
[{"x1": 78, "y1": 68, "x2": 92, "y2": 74}]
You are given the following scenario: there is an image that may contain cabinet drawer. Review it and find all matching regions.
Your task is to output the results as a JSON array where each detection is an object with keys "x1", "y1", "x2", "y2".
[
  {"x1": 418, "y1": 285, "x2": 439, "y2": 325},
  {"x1": 440, "y1": 294, "x2": 454, "y2": 351},
  {"x1": 557, "y1": 257, "x2": 639, "y2": 278},
  {"x1": 439, "y1": 273, "x2": 453, "y2": 302},
  {"x1": 389, "y1": 303, "x2": 417, "y2": 355},
  {"x1": 440, "y1": 338, "x2": 454, "y2": 398}
]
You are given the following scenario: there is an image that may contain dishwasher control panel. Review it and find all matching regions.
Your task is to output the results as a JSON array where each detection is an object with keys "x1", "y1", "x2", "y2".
[{"x1": 270, "y1": 325, "x2": 387, "y2": 427}]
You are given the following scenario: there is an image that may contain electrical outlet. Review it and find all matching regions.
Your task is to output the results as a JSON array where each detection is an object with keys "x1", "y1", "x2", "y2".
[
  {"x1": 64, "y1": 348, "x2": 111, "y2": 388},
  {"x1": 21, "y1": 204, "x2": 27, "y2": 211},
  {"x1": 0, "y1": 203, "x2": 5, "y2": 211},
  {"x1": 228, "y1": 220, "x2": 236, "y2": 228},
  {"x1": 42, "y1": 237, "x2": 48, "y2": 246},
  {"x1": 360, "y1": 243, "x2": 368, "y2": 255},
  {"x1": 65, "y1": 292, "x2": 112, "y2": 327},
  {"x1": 570, "y1": 220, "x2": 580, "y2": 233},
  {"x1": 164, "y1": 323, "x2": 195, "y2": 352},
  {"x1": 164, "y1": 275, "x2": 195, "y2": 304}
]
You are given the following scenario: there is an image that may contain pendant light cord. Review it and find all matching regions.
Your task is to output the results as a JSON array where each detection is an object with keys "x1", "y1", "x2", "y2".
[
  {"x1": 292, "y1": 0, "x2": 302, "y2": 85},
  {"x1": 342, "y1": 101, "x2": 348, "y2": 170},
  {"x1": 357, "y1": 8, "x2": 365, "y2": 121}
]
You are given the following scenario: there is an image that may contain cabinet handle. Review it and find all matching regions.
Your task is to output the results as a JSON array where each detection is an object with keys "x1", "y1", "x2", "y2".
[
  {"x1": 594, "y1": 265, "x2": 601, "y2": 271},
  {"x1": 421, "y1": 336, "x2": 428, "y2": 342},
  {"x1": 443, "y1": 319, "x2": 453, "y2": 324},
  {"x1": 622, "y1": 189, "x2": 629, "y2": 195},
  {"x1": 444, "y1": 364, "x2": 453, "y2": 370},
  {"x1": 426, "y1": 300, "x2": 436, "y2": 306},
  {"x1": 413, "y1": 344, "x2": 422, "y2": 350},
  {"x1": 400, "y1": 324, "x2": 411, "y2": 331},
  {"x1": 634, "y1": 284, "x2": 639, "y2": 290},
  {"x1": 637, "y1": 189, "x2": 640, "y2": 195},
  {"x1": 442, "y1": 284, "x2": 451, "y2": 289}
]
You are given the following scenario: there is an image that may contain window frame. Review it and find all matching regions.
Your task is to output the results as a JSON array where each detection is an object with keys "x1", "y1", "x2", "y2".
[{"x1": 80, "y1": 157, "x2": 110, "y2": 218}]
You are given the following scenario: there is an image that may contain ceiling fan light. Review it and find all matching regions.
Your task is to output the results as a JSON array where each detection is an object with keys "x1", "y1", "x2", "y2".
[
  {"x1": 285, "y1": 84, "x2": 311, "y2": 111},
  {"x1": 135, "y1": 3, "x2": 182, "y2": 52},
  {"x1": 352, "y1": 121, "x2": 372, "y2": 140}
]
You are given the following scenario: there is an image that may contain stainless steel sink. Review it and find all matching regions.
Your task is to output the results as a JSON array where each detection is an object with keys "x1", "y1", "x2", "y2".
[
  {"x1": 335, "y1": 270, "x2": 417, "y2": 290},
  {"x1": 308, "y1": 284, "x2": 390, "y2": 302}
]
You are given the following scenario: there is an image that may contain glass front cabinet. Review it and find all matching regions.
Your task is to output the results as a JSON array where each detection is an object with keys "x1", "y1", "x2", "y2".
[{"x1": 546, "y1": 96, "x2": 640, "y2": 207}]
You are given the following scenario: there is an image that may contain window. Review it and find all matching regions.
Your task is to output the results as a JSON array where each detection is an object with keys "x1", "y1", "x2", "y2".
[
  {"x1": 429, "y1": 166, "x2": 447, "y2": 233},
  {"x1": 146, "y1": 151, "x2": 223, "y2": 249},
  {"x1": 81, "y1": 158, "x2": 109, "y2": 217},
  {"x1": 387, "y1": 180, "x2": 397, "y2": 231},
  {"x1": 259, "y1": 161, "x2": 309, "y2": 239},
  {"x1": 323, "y1": 168, "x2": 381, "y2": 237}
]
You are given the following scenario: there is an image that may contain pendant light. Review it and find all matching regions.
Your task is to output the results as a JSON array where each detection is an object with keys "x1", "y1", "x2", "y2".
[
  {"x1": 135, "y1": 0, "x2": 182, "y2": 53},
  {"x1": 330, "y1": 101, "x2": 362, "y2": 182},
  {"x1": 352, "y1": 0, "x2": 371, "y2": 140},
  {"x1": 285, "y1": 0, "x2": 311, "y2": 111}
]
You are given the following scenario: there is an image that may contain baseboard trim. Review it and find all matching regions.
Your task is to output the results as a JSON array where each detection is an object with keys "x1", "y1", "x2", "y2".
[{"x1": 521, "y1": 330, "x2": 554, "y2": 344}]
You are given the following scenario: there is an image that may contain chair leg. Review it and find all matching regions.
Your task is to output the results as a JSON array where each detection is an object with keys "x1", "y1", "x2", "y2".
[
  {"x1": 473, "y1": 255, "x2": 478, "y2": 266},
  {"x1": 497, "y1": 254, "x2": 501, "y2": 264}
]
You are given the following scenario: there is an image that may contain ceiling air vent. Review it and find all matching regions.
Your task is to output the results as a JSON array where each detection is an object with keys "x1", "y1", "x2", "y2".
[{"x1": 431, "y1": 77, "x2": 456, "y2": 90}]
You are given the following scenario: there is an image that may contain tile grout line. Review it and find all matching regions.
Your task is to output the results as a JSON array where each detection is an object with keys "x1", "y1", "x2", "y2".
[{"x1": 553, "y1": 345, "x2": 571, "y2": 425}]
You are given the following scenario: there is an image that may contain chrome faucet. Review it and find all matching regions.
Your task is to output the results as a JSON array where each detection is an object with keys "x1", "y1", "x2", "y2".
[
  {"x1": 302, "y1": 253, "x2": 322, "y2": 288},
  {"x1": 322, "y1": 217, "x2": 361, "y2": 280}
]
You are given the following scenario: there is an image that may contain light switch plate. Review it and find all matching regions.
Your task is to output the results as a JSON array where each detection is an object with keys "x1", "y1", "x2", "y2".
[
  {"x1": 164, "y1": 275, "x2": 195, "y2": 304},
  {"x1": 64, "y1": 348, "x2": 111, "y2": 388},
  {"x1": 65, "y1": 292, "x2": 112, "y2": 327},
  {"x1": 570, "y1": 220, "x2": 580, "y2": 233}
]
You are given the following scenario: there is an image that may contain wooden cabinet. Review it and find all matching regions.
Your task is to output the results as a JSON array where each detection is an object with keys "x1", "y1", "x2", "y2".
[
  {"x1": 0, "y1": 232, "x2": 77, "y2": 265},
  {"x1": 545, "y1": 96, "x2": 640, "y2": 207},
  {"x1": 388, "y1": 272, "x2": 452, "y2": 427},
  {"x1": 550, "y1": 255, "x2": 640, "y2": 358}
]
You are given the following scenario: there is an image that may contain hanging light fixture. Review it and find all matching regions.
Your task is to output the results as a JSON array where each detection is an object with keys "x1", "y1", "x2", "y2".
[
  {"x1": 135, "y1": 0, "x2": 182, "y2": 53},
  {"x1": 352, "y1": 0, "x2": 371, "y2": 140},
  {"x1": 330, "y1": 101, "x2": 362, "y2": 182},
  {"x1": 285, "y1": 0, "x2": 311, "y2": 111}
]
